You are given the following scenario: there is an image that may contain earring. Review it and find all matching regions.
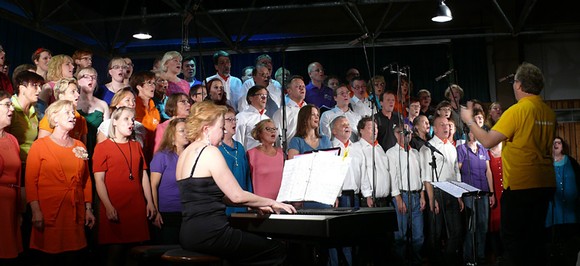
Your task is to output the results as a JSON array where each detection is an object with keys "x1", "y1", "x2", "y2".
[{"x1": 206, "y1": 133, "x2": 211, "y2": 146}]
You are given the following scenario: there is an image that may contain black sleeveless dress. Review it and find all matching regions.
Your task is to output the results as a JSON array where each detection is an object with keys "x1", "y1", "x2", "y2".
[{"x1": 177, "y1": 146, "x2": 286, "y2": 265}]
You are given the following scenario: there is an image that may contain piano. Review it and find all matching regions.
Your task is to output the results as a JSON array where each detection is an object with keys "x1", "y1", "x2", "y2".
[{"x1": 229, "y1": 207, "x2": 397, "y2": 244}]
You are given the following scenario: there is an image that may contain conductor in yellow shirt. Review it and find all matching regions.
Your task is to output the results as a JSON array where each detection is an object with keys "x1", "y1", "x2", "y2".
[{"x1": 460, "y1": 62, "x2": 555, "y2": 266}]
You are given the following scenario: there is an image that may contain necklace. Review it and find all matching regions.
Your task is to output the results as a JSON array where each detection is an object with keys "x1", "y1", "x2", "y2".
[
  {"x1": 110, "y1": 137, "x2": 134, "y2": 180},
  {"x1": 221, "y1": 142, "x2": 238, "y2": 167}
]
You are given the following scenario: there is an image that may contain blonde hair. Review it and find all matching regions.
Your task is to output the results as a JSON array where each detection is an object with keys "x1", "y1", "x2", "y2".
[
  {"x1": 159, "y1": 51, "x2": 182, "y2": 73},
  {"x1": 47, "y1": 55, "x2": 73, "y2": 81},
  {"x1": 45, "y1": 100, "x2": 74, "y2": 129},
  {"x1": 444, "y1": 84, "x2": 464, "y2": 100},
  {"x1": 75, "y1": 67, "x2": 98, "y2": 79},
  {"x1": 251, "y1": 119, "x2": 274, "y2": 142},
  {"x1": 53, "y1": 78, "x2": 78, "y2": 100},
  {"x1": 108, "y1": 107, "x2": 136, "y2": 139},
  {"x1": 185, "y1": 101, "x2": 227, "y2": 142}
]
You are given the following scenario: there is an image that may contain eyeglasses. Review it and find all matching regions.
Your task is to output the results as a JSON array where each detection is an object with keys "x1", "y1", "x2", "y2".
[
  {"x1": 265, "y1": 127, "x2": 278, "y2": 133},
  {"x1": 253, "y1": 93, "x2": 268, "y2": 99},
  {"x1": 156, "y1": 79, "x2": 168, "y2": 84},
  {"x1": 225, "y1": 117, "x2": 237, "y2": 122},
  {"x1": 80, "y1": 74, "x2": 97, "y2": 80},
  {"x1": 111, "y1": 65, "x2": 129, "y2": 70},
  {"x1": 439, "y1": 107, "x2": 452, "y2": 112},
  {"x1": 0, "y1": 101, "x2": 13, "y2": 108}
]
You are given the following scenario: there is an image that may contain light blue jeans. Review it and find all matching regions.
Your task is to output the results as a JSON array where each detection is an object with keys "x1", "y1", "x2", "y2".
[{"x1": 392, "y1": 192, "x2": 424, "y2": 265}]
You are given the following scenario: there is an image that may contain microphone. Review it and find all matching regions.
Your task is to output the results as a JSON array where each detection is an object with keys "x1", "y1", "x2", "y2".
[
  {"x1": 390, "y1": 70, "x2": 407, "y2": 76},
  {"x1": 497, "y1": 73, "x2": 514, "y2": 83},
  {"x1": 435, "y1": 69, "x2": 455, "y2": 82},
  {"x1": 382, "y1": 62, "x2": 398, "y2": 71},
  {"x1": 348, "y1": 33, "x2": 369, "y2": 46},
  {"x1": 424, "y1": 141, "x2": 444, "y2": 156}
]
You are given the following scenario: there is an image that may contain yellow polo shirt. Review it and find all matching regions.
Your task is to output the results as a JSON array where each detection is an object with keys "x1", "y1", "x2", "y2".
[
  {"x1": 492, "y1": 95, "x2": 556, "y2": 190},
  {"x1": 9, "y1": 95, "x2": 38, "y2": 162}
]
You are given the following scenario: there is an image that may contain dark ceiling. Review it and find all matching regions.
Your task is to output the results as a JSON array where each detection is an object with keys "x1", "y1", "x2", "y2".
[{"x1": 1, "y1": 0, "x2": 578, "y2": 58}]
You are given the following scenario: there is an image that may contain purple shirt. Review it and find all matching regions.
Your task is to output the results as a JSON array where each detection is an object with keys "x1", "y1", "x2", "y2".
[
  {"x1": 305, "y1": 82, "x2": 335, "y2": 109},
  {"x1": 150, "y1": 150, "x2": 182, "y2": 212},
  {"x1": 457, "y1": 143, "x2": 490, "y2": 191}
]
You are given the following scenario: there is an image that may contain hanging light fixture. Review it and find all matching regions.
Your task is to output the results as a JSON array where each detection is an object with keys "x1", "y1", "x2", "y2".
[
  {"x1": 133, "y1": 7, "x2": 152, "y2": 40},
  {"x1": 432, "y1": 0, "x2": 453, "y2": 23}
]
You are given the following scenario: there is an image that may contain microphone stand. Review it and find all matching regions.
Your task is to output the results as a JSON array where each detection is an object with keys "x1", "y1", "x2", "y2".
[
  {"x1": 279, "y1": 50, "x2": 288, "y2": 158},
  {"x1": 400, "y1": 67, "x2": 415, "y2": 266},
  {"x1": 357, "y1": 33, "x2": 378, "y2": 207}
]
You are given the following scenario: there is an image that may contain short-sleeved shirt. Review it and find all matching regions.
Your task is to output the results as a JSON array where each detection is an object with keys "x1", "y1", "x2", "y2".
[
  {"x1": 305, "y1": 82, "x2": 335, "y2": 109},
  {"x1": 9, "y1": 95, "x2": 38, "y2": 162},
  {"x1": 457, "y1": 143, "x2": 490, "y2": 191},
  {"x1": 288, "y1": 135, "x2": 332, "y2": 154},
  {"x1": 150, "y1": 150, "x2": 181, "y2": 212},
  {"x1": 492, "y1": 95, "x2": 556, "y2": 190}
]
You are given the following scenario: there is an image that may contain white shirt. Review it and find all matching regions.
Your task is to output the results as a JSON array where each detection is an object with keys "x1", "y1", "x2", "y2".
[
  {"x1": 350, "y1": 140, "x2": 392, "y2": 198},
  {"x1": 332, "y1": 138, "x2": 362, "y2": 193},
  {"x1": 386, "y1": 144, "x2": 423, "y2": 196},
  {"x1": 238, "y1": 79, "x2": 282, "y2": 114},
  {"x1": 350, "y1": 95, "x2": 373, "y2": 117},
  {"x1": 319, "y1": 106, "x2": 361, "y2": 141},
  {"x1": 205, "y1": 73, "x2": 243, "y2": 105},
  {"x1": 234, "y1": 105, "x2": 269, "y2": 150},
  {"x1": 419, "y1": 135, "x2": 461, "y2": 183},
  {"x1": 272, "y1": 98, "x2": 304, "y2": 149}
]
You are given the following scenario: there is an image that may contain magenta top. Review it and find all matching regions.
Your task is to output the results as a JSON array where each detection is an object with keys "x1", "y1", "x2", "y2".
[
  {"x1": 247, "y1": 147, "x2": 284, "y2": 200},
  {"x1": 166, "y1": 79, "x2": 190, "y2": 96}
]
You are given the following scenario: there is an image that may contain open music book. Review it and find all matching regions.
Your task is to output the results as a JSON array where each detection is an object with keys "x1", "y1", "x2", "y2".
[
  {"x1": 431, "y1": 180, "x2": 480, "y2": 198},
  {"x1": 277, "y1": 151, "x2": 350, "y2": 205}
]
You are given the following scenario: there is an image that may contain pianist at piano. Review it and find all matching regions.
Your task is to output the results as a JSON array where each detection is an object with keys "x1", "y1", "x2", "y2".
[{"x1": 176, "y1": 101, "x2": 296, "y2": 265}]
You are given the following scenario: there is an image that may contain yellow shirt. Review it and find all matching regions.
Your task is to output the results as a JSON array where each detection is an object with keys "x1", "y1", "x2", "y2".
[
  {"x1": 492, "y1": 95, "x2": 556, "y2": 190},
  {"x1": 8, "y1": 95, "x2": 38, "y2": 162}
]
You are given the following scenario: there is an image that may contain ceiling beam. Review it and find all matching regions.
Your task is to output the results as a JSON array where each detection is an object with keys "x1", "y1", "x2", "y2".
[
  {"x1": 0, "y1": 9, "x2": 108, "y2": 57},
  {"x1": 515, "y1": 0, "x2": 539, "y2": 34},
  {"x1": 373, "y1": 3, "x2": 410, "y2": 40},
  {"x1": 41, "y1": 0, "x2": 71, "y2": 22},
  {"x1": 490, "y1": 0, "x2": 514, "y2": 35}
]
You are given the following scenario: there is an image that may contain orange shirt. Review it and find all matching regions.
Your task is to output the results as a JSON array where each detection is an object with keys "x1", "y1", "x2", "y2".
[
  {"x1": 135, "y1": 97, "x2": 160, "y2": 162},
  {"x1": 39, "y1": 110, "x2": 88, "y2": 141},
  {"x1": 135, "y1": 97, "x2": 160, "y2": 133}
]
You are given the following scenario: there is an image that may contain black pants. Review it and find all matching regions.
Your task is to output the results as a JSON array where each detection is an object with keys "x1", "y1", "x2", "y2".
[{"x1": 501, "y1": 187, "x2": 554, "y2": 266}]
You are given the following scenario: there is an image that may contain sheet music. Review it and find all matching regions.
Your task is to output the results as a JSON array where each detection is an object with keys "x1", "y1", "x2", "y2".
[
  {"x1": 431, "y1": 180, "x2": 480, "y2": 198},
  {"x1": 277, "y1": 152, "x2": 350, "y2": 205}
]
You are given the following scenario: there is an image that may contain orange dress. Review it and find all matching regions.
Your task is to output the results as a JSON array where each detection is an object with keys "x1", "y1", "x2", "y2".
[
  {"x1": 0, "y1": 133, "x2": 22, "y2": 258},
  {"x1": 25, "y1": 137, "x2": 92, "y2": 253},
  {"x1": 92, "y1": 139, "x2": 150, "y2": 244},
  {"x1": 38, "y1": 110, "x2": 88, "y2": 141}
]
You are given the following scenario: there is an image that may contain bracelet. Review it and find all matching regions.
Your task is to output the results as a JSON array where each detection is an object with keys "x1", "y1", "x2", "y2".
[{"x1": 86, "y1": 206, "x2": 93, "y2": 212}]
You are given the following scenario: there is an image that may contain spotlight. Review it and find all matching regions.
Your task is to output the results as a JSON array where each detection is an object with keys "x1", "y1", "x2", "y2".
[
  {"x1": 432, "y1": 0, "x2": 453, "y2": 23},
  {"x1": 133, "y1": 7, "x2": 152, "y2": 40}
]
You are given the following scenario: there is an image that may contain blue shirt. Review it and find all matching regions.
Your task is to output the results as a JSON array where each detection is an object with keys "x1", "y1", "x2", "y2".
[
  {"x1": 218, "y1": 141, "x2": 252, "y2": 215},
  {"x1": 288, "y1": 135, "x2": 332, "y2": 154},
  {"x1": 153, "y1": 96, "x2": 171, "y2": 122},
  {"x1": 457, "y1": 143, "x2": 490, "y2": 191},
  {"x1": 305, "y1": 82, "x2": 335, "y2": 110}
]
